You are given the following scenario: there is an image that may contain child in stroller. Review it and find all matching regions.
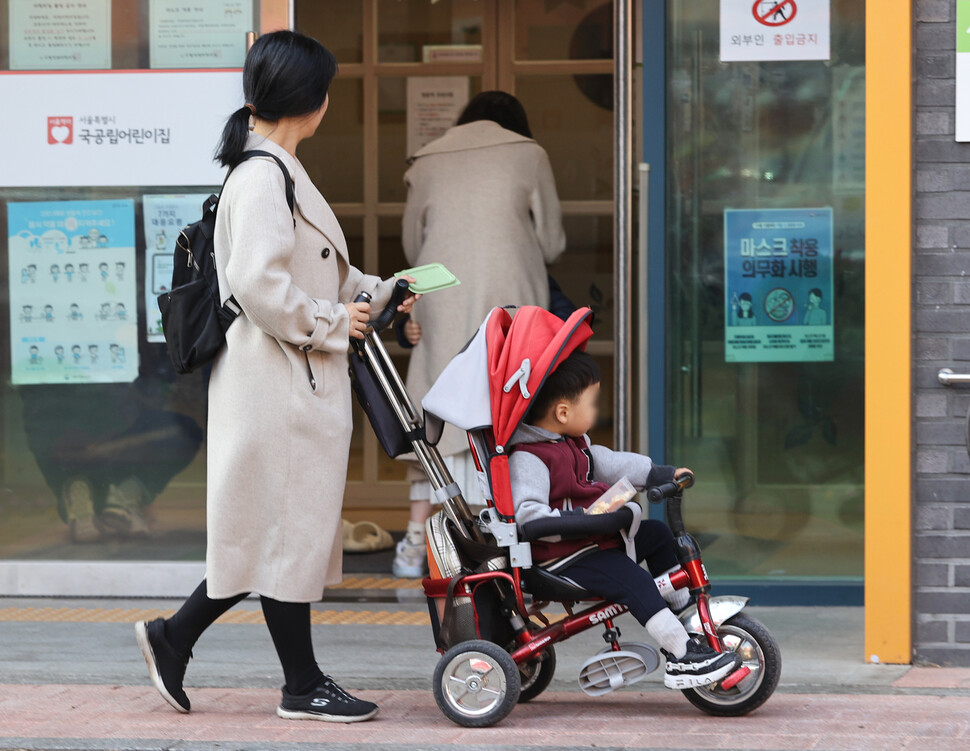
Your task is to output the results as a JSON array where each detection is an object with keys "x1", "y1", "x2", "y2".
[{"x1": 509, "y1": 349, "x2": 742, "y2": 689}]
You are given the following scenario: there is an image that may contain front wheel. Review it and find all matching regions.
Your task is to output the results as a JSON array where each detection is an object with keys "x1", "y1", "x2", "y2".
[
  {"x1": 433, "y1": 639, "x2": 521, "y2": 727},
  {"x1": 681, "y1": 613, "x2": 781, "y2": 717}
]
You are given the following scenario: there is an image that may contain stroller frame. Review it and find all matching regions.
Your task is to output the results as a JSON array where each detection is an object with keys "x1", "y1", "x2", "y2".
[{"x1": 355, "y1": 290, "x2": 780, "y2": 728}]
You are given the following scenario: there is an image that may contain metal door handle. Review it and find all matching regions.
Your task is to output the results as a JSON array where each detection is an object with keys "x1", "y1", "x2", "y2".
[{"x1": 938, "y1": 368, "x2": 970, "y2": 386}]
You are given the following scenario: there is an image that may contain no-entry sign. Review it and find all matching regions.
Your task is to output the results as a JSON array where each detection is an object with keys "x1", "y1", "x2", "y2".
[{"x1": 720, "y1": 0, "x2": 829, "y2": 62}]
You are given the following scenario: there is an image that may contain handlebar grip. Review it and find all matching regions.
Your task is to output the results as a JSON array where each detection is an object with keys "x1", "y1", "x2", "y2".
[
  {"x1": 646, "y1": 472, "x2": 695, "y2": 503},
  {"x1": 371, "y1": 277, "x2": 411, "y2": 332}
]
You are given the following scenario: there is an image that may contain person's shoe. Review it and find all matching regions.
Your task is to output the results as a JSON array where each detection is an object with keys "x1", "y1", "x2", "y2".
[
  {"x1": 62, "y1": 478, "x2": 100, "y2": 544},
  {"x1": 277, "y1": 675, "x2": 378, "y2": 723},
  {"x1": 135, "y1": 618, "x2": 191, "y2": 713},
  {"x1": 391, "y1": 538, "x2": 426, "y2": 578},
  {"x1": 102, "y1": 481, "x2": 151, "y2": 538},
  {"x1": 662, "y1": 636, "x2": 744, "y2": 689}
]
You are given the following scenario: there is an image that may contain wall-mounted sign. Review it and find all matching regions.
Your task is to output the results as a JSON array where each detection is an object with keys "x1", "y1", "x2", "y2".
[
  {"x1": 406, "y1": 76, "x2": 469, "y2": 158},
  {"x1": 8, "y1": 200, "x2": 139, "y2": 385},
  {"x1": 720, "y1": 1, "x2": 830, "y2": 62},
  {"x1": 724, "y1": 207, "x2": 834, "y2": 363},
  {"x1": 149, "y1": 0, "x2": 252, "y2": 69},
  {"x1": 9, "y1": 0, "x2": 112, "y2": 70},
  {"x1": 957, "y1": 1, "x2": 970, "y2": 141},
  {"x1": 142, "y1": 194, "x2": 210, "y2": 342},
  {"x1": 0, "y1": 71, "x2": 241, "y2": 186}
]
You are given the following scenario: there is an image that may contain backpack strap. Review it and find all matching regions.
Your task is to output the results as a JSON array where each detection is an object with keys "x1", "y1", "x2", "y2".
[{"x1": 219, "y1": 149, "x2": 298, "y2": 319}]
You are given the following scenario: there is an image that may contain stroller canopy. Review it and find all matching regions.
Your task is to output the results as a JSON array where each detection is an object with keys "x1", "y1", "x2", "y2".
[{"x1": 423, "y1": 305, "x2": 594, "y2": 517}]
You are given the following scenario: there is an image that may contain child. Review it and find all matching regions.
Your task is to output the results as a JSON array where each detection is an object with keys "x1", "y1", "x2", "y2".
[{"x1": 509, "y1": 350, "x2": 742, "y2": 689}]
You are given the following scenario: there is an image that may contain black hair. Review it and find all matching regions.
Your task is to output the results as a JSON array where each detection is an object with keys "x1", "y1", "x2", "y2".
[
  {"x1": 808, "y1": 288, "x2": 822, "y2": 299},
  {"x1": 216, "y1": 31, "x2": 337, "y2": 168},
  {"x1": 739, "y1": 292, "x2": 752, "y2": 302},
  {"x1": 527, "y1": 350, "x2": 601, "y2": 424},
  {"x1": 737, "y1": 292, "x2": 754, "y2": 318},
  {"x1": 456, "y1": 91, "x2": 533, "y2": 138}
]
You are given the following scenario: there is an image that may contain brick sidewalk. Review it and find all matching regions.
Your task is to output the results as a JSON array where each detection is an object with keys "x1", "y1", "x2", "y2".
[{"x1": 2, "y1": 683, "x2": 970, "y2": 751}]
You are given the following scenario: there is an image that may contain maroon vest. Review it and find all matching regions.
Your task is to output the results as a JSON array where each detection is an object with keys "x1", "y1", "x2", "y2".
[{"x1": 514, "y1": 436, "x2": 623, "y2": 562}]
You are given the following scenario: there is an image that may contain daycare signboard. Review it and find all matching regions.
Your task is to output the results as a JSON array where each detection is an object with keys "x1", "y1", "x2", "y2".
[{"x1": 724, "y1": 207, "x2": 834, "y2": 363}]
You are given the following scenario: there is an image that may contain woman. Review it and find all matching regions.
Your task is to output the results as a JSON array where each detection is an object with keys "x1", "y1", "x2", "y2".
[
  {"x1": 135, "y1": 31, "x2": 417, "y2": 723},
  {"x1": 393, "y1": 91, "x2": 566, "y2": 577}
]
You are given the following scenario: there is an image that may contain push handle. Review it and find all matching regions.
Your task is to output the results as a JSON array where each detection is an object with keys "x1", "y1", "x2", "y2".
[
  {"x1": 646, "y1": 472, "x2": 694, "y2": 504},
  {"x1": 353, "y1": 277, "x2": 411, "y2": 333}
]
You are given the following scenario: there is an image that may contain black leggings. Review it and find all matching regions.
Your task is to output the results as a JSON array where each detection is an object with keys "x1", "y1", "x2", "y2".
[
  {"x1": 164, "y1": 579, "x2": 324, "y2": 696},
  {"x1": 559, "y1": 519, "x2": 680, "y2": 626}
]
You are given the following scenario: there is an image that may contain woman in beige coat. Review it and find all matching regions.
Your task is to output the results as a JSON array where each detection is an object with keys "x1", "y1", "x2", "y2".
[
  {"x1": 393, "y1": 92, "x2": 566, "y2": 577},
  {"x1": 136, "y1": 32, "x2": 417, "y2": 724}
]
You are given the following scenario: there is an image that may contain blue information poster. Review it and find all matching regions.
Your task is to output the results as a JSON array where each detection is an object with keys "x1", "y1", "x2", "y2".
[
  {"x1": 724, "y1": 207, "x2": 834, "y2": 363},
  {"x1": 8, "y1": 200, "x2": 139, "y2": 384}
]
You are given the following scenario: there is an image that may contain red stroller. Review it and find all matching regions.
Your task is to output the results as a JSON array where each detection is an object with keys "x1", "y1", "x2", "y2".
[{"x1": 351, "y1": 286, "x2": 781, "y2": 728}]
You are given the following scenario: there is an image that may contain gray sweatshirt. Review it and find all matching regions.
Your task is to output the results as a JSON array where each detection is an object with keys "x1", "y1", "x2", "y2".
[{"x1": 508, "y1": 424, "x2": 676, "y2": 527}]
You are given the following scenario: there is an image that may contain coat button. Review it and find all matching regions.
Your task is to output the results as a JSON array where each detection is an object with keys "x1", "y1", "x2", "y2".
[{"x1": 321, "y1": 247, "x2": 331, "y2": 259}]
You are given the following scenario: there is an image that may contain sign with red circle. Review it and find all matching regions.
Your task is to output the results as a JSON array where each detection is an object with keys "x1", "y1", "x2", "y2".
[{"x1": 752, "y1": 0, "x2": 797, "y2": 27}]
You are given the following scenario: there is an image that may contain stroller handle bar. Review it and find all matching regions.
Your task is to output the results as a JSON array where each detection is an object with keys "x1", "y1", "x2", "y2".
[
  {"x1": 646, "y1": 472, "x2": 694, "y2": 504},
  {"x1": 355, "y1": 278, "x2": 411, "y2": 333}
]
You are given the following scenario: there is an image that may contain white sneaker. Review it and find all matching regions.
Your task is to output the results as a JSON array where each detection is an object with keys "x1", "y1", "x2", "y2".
[{"x1": 392, "y1": 539, "x2": 427, "y2": 578}]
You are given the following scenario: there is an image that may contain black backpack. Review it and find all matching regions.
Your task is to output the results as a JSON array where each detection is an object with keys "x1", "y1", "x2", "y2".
[{"x1": 157, "y1": 150, "x2": 294, "y2": 374}]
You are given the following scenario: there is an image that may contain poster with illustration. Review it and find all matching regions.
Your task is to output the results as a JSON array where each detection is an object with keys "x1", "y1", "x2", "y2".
[
  {"x1": 8, "y1": 200, "x2": 138, "y2": 384},
  {"x1": 142, "y1": 194, "x2": 209, "y2": 343},
  {"x1": 724, "y1": 207, "x2": 834, "y2": 363}
]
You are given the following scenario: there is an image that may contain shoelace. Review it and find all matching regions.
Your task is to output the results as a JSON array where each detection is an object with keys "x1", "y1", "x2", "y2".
[{"x1": 320, "y1": 675, "x2": 356, "y2": 704}]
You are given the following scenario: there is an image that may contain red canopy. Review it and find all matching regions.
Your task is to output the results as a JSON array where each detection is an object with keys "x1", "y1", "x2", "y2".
[{"x1": 484, "y1": 305, "x2": 594, "y2": 517}]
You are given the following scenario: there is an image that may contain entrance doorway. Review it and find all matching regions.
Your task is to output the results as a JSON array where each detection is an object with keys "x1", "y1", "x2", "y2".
[{"x1": 295, "y1": 0, "x2": 617, "y2": 524}]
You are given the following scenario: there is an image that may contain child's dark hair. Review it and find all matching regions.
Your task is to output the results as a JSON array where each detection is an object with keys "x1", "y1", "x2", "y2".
[
  {"x1": 527, "y1": 350, "x2": 601, "y2": 423},
  {"x1": 217, "y1": 31, "x2": 337, "y2": 168}
]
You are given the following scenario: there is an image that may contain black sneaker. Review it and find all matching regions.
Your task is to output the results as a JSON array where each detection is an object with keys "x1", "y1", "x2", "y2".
[
  {"x1": 277, "y1": 675, "x2": 378, "y2": 723},
  {"x1": 662, "y1": 635, "x2": 743, "y2": 689},
  {"x1": 135, "y1": 618, "x2": 191, "y2": 713}
]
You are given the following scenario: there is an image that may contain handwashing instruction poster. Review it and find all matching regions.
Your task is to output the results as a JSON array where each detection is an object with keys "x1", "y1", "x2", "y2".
[
  {"x1": 142, "y1": 194, "x2": 209, "y2": 343},
  {"x1": 8, "y1": 200, "x2": 139, "y2": 384},
  {"x1": 724, "y1": 207, "x2": 834, "y2": 363}
]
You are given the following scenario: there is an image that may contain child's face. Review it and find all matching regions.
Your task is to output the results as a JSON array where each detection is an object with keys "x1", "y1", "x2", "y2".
[{"x1": 554, "y1": 382, "x2": 600, "y2": 438}]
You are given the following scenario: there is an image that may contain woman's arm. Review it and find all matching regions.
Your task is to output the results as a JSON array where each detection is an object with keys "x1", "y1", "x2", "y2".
[
  {"x1": 223, "y1": 160, "x2": 351, "y2": 354},
  {"x1": 530, "y1": 148, "x2": 567, "y2": 265}
]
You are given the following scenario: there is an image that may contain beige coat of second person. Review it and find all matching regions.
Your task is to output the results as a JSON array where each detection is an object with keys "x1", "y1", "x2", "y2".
[
  {"x1": 402, "y1": 120, "x2": 567, "y2": 457},
  {"x1": 206, "y1": 133, "x2": 393, "y2": 602}
]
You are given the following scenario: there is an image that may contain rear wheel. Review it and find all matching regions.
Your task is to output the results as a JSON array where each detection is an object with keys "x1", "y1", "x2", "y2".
[
  {"x1": 517, "y1": 646, "x2": 556, "y2": 702},
  {"x1": 681, "y1": 613, "x2": 781, "y2": 717},
  {"x1": 433, "y1": 639, "x2": 521, "y2": 727}
]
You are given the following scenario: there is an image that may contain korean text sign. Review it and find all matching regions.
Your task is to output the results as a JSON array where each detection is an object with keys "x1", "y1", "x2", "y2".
[
  {"x1": 724, "y1": 208, "x2": 834, "y2": 363},
  {"x1": 720, "y1": 1, "x2": 830, "y2": 62}
]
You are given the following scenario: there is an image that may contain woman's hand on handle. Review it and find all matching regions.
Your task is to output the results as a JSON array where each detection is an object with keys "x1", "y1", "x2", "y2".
[
  {"x1": 346, "y1": 301, "x2": 371, "y2": 340},
  {"x1": 396, "y1": 274, "x2": 421, "y2": 315},
  {"x1": 404, "y1": 319, "x2": 422, "y2": 345}
]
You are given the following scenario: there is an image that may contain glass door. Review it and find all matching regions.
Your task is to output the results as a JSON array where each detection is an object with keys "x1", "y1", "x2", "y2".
[{"x1": 657, "y1": 1, "x2": 865, "y2": 584}]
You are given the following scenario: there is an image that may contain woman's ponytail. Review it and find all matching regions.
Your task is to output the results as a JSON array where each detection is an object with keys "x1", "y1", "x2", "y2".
[{"x1": 215, "y1": 106, "x2": 252, "y2": 169}]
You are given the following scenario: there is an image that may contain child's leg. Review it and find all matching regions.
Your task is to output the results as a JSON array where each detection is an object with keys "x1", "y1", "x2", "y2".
[
  {"x1": 560, "y1": 549, "x2": 690, "y2": 658},
  {"x1": 634, "y1": 520, "x2": 691, "y2": 610}
]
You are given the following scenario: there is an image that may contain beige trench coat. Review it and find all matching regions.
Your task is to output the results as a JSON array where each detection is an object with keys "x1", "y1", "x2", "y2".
[
  {"x1": 206, "y1": 134, "x2": 393, "y2": 602},
  {"x1": 401, "y1": 121, "x2": 566, "y2": 458}
]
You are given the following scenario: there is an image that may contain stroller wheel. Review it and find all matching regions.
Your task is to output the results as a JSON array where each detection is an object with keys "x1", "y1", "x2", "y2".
[
  {"x1": 433, "y1": 639, "x2": 521, "y2": 727},
  {"x1": 517, "y1": 645, "x2": 556, "y2": 703}
]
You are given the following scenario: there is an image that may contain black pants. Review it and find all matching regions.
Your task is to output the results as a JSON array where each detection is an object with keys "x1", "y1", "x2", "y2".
[
  {"x1": 559, "y1": 519, "x2": 680, "y2": 626},
  {"x1": 165, "y1": 579, "x2": 324, "y2": 696}
]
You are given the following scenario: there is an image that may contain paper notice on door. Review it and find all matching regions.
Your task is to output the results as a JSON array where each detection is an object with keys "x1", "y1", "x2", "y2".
[
  {"x1": 720, "y1": 0, "x2": 830, "y2": 62},
  {"x1": 9, "y1": 0, "x2": 112, "y2": 70},
  {"x1": 406, "y1": 77, "x2": 470, "y2": 158}
]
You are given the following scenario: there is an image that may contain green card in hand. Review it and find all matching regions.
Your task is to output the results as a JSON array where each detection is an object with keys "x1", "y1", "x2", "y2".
[{"x1": 395, "y1": 263, "x2": 461, "y2": 294}]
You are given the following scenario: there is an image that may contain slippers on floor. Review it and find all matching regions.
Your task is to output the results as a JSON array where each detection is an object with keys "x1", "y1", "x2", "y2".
[{"x1": 342, "y1": 519, "x2": 395, "y2": 553}]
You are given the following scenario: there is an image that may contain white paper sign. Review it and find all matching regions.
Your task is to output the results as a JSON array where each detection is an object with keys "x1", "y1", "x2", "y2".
[
  {"x1": 957, "y1": 1, "x2": 970, "y2": 141},
  {"x1": 406, "y1": 77, "x2": 469, "y2": 158},
  {"x1": 149, "y1": 0, "x2": 252, "y2": 69},
  {"x1": 142, "y1": 194, "x2": 210, "y2": 342},
  {"x1": 0, "y1": 71, "x2": 241, "y2": 186},
  {"x1": 9, "y1": 0, "x2": 112, "y2": 70},
  {"x1": 720, "y1": 1, "x2": 830, "y2": 62},
  {"x1": 8, "y1": 199, "x2": 139, "y2": 385}
]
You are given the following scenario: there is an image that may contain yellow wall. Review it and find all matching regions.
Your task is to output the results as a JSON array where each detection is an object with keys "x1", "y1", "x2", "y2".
[{"x1": 864, "y1": 0, "x2": 912, "y2": 664}]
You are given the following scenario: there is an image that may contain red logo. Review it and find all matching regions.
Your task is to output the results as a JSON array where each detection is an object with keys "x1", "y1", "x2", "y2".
[
  {"x1": 753, "y1": 0, "x2": 797, "y2": 27},
  {"x1": 47, "y1": 116, "x2": 73, "y2": 145}
]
